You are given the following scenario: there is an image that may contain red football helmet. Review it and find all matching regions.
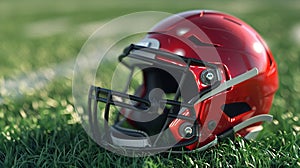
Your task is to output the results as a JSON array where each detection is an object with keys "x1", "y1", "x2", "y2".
[{"x1": 88, "y1": 10, "x2": 278, "y2": 155}]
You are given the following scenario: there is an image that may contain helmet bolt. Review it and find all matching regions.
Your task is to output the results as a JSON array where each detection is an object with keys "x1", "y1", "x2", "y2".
[
  {"x1": 200, "y1": 69, "x2": 217, "y2": 85},
  {"x1": 206, "y1": 72, "x2": 214, "y2": 81},
  {"x1": 179, "y1": 123, "x2": 194, "y2": 139},
  {"x1": 184, "y1": 126, "x2": 193, "y2": 135}
]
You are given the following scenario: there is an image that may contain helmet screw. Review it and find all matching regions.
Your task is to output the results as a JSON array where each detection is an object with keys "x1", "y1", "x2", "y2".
[
  {"x1": 180, "y1": 123, "x2": 194, "y2": 138},
  {"x1": 206, "y1": 72, "x2": 214, "y2": 81},
  {"x1": 184, "y1": 126, "x2": 193, "y2": 135},
  {"x1": 200, "y1": 69, "x2": 217, "y2": 85}
]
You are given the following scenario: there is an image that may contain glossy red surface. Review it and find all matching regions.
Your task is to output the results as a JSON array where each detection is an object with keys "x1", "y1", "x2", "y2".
[{"x1": 148, "y1": 10, "x2": 278, "y2": 150}]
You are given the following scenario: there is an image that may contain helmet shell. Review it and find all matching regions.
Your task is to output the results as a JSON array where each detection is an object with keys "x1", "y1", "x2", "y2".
[{"x1": 146, "y1": 10, "x2": 278, "y2": 149}]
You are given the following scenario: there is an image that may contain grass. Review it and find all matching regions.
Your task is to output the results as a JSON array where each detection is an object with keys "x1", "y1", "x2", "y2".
[{"x1": 0, "y1": 0, "x2": 300, "y2": 167}]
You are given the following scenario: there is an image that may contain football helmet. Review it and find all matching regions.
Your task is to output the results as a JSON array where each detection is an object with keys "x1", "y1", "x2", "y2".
[{"x1": 88, "y1": 10, "x2": 278, "y2": 154}]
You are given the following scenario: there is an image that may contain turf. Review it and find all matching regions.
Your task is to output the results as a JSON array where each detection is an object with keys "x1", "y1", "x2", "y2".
[{"x1": 0, "y1": 0, "x2": 300, "y2": 167}]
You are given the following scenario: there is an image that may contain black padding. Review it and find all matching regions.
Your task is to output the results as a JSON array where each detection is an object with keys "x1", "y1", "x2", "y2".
[
  {"x1": 221, "y1": 102, "x2": 251, "y2": 118},
  {"x1": 143, "y1": 67, "x2": 198, "y2": 101},
  {"x1": 144, "y1": 68, "x2": 178, "y2": 94},
  {"x1": 130, "y1": 67, "x2": 198, "y2": 136}
]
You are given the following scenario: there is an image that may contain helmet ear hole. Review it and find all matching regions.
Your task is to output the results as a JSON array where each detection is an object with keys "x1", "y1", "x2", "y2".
[{"x1": 221, "y1": 102, "x2": 252, "y2": 118}]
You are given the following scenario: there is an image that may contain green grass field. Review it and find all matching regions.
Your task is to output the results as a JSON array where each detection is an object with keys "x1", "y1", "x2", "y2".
[{"x1": 0, "y1": 0, "x2": 300, "y2": 167}]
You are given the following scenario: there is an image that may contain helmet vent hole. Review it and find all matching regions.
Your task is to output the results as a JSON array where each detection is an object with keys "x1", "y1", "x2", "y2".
[
  {"x1": 188, "y1": 35, "x2": 219, "y2": 47},
  {"x1": 223, "y1": 17, "x2": 242, "y2": 26},
  {"x1": 221, "y1": 102, "x2": 251, "y2": 118}
]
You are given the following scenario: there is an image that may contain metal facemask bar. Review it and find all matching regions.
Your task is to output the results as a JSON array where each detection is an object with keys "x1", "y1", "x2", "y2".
[
  {"x1": 88, "y1": 44, "x2": 222, "y2": 150},
  {"x1": 88, "y1": 44, "x2": 268, "y2": 152}
]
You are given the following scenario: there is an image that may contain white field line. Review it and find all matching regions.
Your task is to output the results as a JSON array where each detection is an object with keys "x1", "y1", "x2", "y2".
[
  {"x1": 6, "y1": 19, "x2": 110, "y2": 103},
  {"x1": 0, "y1": 44, "x2": 104, "y2": 104},
  {"x1": 0, "y1": 60, "x2": 74, "y2": 103},
  {"x1": 9, "y1": 12, "x2": 170, "y2": 104}
]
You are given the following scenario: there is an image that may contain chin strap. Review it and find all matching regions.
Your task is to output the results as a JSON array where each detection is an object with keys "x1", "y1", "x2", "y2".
[
  {"x1": 110, "y1": 123, "x2": 152, "y2": 148},
  {"x1": 217, "y1": 114, "x2": 273, "y2": 140},
  {"x1": 111, "y1": 135, "x2": 151, "y2": 148},
  {"x1": 233, "y1": 114, "x2": 273, "y2": 133}
]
